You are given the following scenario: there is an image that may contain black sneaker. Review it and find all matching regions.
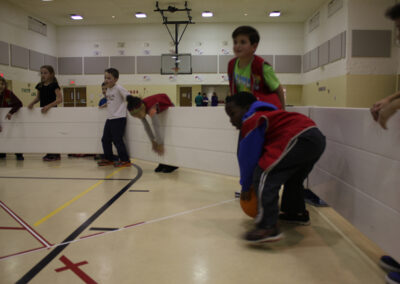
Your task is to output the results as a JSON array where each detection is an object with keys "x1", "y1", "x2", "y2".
[
  {"x1": 279, "y1": 210, "x2": 310, "y2": 225},
  {"x1": 162, "y1": 165, "x2": 179, "y2": 173},
  {"x1": 15, "y1": 154, "x2": 24, "y2": 161},
  {"x1": 380, "y1": 256, "x2": 400, "y2": 273},
  {"x1": 304, "y1": 189, "x2": 328, "y2": 207},
  {"x1": 0, "y1": 153, "x2": 6, "y2": 159},
  {"x1": 387, "y1": 272, "x2": 400, "y2": 284},
  {"x1": 154, "y1": 164, "x2": 165, "y2": 172},
  {"x1": 244, "y1": 225, "x2": 284, "y2": 243}
]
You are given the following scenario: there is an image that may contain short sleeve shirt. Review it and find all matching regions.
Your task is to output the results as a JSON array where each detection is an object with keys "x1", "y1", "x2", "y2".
[
  {"x1": 35, "y1": 82, "x2": 60, "y2": 107},
  {"x1": 106, "y1": 84, "x2": 130, "y2": 119}
]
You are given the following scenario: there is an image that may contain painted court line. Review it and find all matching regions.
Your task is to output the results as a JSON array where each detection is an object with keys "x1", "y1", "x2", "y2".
[
  {"x1": 0, "y1": 226, "x2": 25, "y2": 230},
  {"x1": 0, "y1": 201, "x2": 51, "y2": 248},
  {"x1": 0, "y1": 247, "x2": 47, "y2": 261},
  {"x1": 0, "y1": 176, "x2": 132, "y2": 181},
  {"x1": 17, "y1": 164, "x2": 143, "y2": 284},
  {"x1": 34, "y1": 167, "x2": 125, "y2": 227},
  {"x1": 89, "y1": 227, "x2": 118, "y2": 231}
]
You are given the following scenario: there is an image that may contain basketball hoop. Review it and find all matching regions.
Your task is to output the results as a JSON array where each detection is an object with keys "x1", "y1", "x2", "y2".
[{"x1": 171, "y1": 66, "x2": 180, "y2": 75}]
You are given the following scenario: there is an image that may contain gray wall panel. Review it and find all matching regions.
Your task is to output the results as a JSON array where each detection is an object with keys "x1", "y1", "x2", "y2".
[
  {"x1": 110, "y1": 56, "x2": 135, "y2": 74},
  {"x1": 29, "y1": 50, "x2": 44, "y2": 71},
  {"x1": 275, "y1": 55, "x2": 301, "y2": 73},
  {"x1": 192, "y1": 55, "x2": 217, "y2": 73},
  {"x1": 218, "y1": 55, "x2": 235, "y2": 73},
  {"x1": 303, "y1": 52, "x2": 310, "y2": 73},
  {"x1": 352, "y1": 30, "x2": 391, "y2": 57},
  {"x1": 137, "y1": 56, "x2": 161, "y2": 74},
  {"x1": 260, "y1": 55, "x2": 274, "y2": 66},
  {"x1": 84, "y1": 57, "x2": 109, "y2": 74},
  {"x1": 310, "y1": 48, "x2": 319, "y2": 70},
  {"x1": 10, "y1": 44, "x2": 29, "y2": 69},
  {"x1": 341, "y1": 31, "x2": 346, "y2": 58},
  {"x1": 329, "y1": 33, "x2": 342, "y2": 62},
  {"x1": 0, "y1": 41, "x2": 9, "y2": 66},
  {"x1": 58, "y1": 57, "x2": 83, "y2": 75},
  {"x1": 318, "y1": 41, "x2": 330, "y2": 66},
  {"x1": 44, "y1": 55, "x2": 58, "y2": 73}
]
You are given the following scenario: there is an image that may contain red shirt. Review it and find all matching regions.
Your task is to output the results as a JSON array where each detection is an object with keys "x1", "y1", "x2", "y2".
[{"x1": 143, "y1": 93, "x2": 174, "y2": 114}]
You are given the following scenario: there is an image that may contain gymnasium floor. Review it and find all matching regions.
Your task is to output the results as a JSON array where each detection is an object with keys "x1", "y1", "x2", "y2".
[{"x1": 0, "y1": 155, "x2": 386, "y2": 283}]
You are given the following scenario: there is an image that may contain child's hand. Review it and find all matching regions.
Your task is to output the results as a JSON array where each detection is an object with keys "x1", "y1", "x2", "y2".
[
  {"x1": 240, "y1": 191, "x2": 251, "y2": 201},
  {"x1": 41, "y1": 106, "x2": 50, "y2": 113},
  {"x1": 5, "y1": 113, "x2": 12, "y2": 120},
  {"x1": 152, "y1": 141, "x2": 164, "y2": 155},
  {"x1": 370, "y1": 97, "x2": 391, "y2": 121},
  {"x1": 377, "y1": 100, "x2": 400, "y2": 129},
  {"x1": 28, "y1": 103, "x2": 34, "y2": 109}
]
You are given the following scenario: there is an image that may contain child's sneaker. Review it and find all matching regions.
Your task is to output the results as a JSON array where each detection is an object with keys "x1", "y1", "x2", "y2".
[
  {"x1": 386, "y1": 272, "x2": 400, "y2": 284},
  {"x1": 154, "y1": 164, "x2": 165, "y2": 172},
  {"x1": 380, "y1": 256, "x2": 400, "y2": 273},
  {"x1": 97, "y1": 159, "x2": 114, "y2": 166},
  {"x1": 162, "y1": 165, "x2": 178, "y2": 173},
  {"x1": 244, "y1": 225, "x2": 284, "y2": 243},
  {"x1": 279, "y1": 210, "x2": 310, "y2": 225},
  {"x1": 114, "y1": 161, "x2": 131, "y2": 168},
  {"x1": 304, "y1": 189, "x2": 328, "y2": 207},
  {"x1": 15, "y1": 154, "x2": 24, "y2": 161}
]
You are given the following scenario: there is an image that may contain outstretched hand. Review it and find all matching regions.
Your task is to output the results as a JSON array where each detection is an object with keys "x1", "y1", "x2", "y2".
[
  {"x1": 370, "y1": 97, "x2": 391, "y2": 121},
  {"x1": 152, "y1": 141, "x2": 164, "y2": 155}
]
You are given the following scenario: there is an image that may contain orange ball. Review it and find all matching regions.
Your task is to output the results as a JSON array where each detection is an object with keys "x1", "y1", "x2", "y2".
[{"x1": 239, "y1": 187, "x2": 258, "y2": 218}]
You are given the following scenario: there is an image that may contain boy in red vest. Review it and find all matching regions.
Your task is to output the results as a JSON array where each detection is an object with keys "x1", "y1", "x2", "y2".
[
  {"x1": 225, "y1": 92, "x2": 325, "y2": 243},
  {"x1": 127, "y1": 93, "x2": 178, "y2": 173},
  {"x1": 228, "y1": 26, "x2": 285, "y2": 110}
]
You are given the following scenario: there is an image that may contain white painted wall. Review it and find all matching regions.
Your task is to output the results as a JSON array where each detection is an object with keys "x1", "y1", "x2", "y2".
[{"x1": 302, "y1": 0, "x2": 349, "y2": 84}]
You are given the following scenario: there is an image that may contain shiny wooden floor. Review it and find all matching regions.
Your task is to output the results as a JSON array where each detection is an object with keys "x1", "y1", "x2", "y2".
[{"x1": 0, "y1": 154, "x2": 386, "y2": 283}]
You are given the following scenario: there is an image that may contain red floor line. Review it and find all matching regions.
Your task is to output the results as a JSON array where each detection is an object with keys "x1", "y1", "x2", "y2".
[
  {"x1": 123, "y1": 221, "x2": 146, "y2": 228},
  {"x1": 79, "y1": 232, "x2": 104, "y2": 239},
  {"x1": 0, "y1": 246, "x2": 46, "y2": 260},
  {"x1": 0, "y1": 226, "x2": 25, "y2": 230},
  {"x1": 0, "y1": 201, "x2": 51, "y2": 247}
]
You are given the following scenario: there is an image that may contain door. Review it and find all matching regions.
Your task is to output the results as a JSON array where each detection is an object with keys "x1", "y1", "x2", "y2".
[
  {"x1": 63, "y1": 88, "x2": 75, "y2": 107},
  {"x1": 179, "y1": 87, "x2": 192, "y2": 106},
  {"x1": 75, "y1": 87, "x2": 87, "y2": 107}
]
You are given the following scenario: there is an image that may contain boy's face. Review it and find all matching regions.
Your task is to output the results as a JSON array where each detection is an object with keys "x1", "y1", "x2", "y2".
[
  {"x1": 225, "y1": 101, "x2": 247, "y2": 130},
  {"x1": 233, "y1": 34, "x2": 258, "y2": 59},
  {"x1": 102, "y1": 87, "x2": 107, "y2": 96},
  {"x1": 0, "y1": 81, "x2": 5, "y2": 93},
  {"x1": 104, "y1": 72, "x2": 117, "y2": 88}
]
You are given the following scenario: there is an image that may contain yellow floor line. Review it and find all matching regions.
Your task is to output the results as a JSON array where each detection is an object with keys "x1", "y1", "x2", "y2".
[{"x1": 34, "y1": 167, "x2": 125, "y2": 227}]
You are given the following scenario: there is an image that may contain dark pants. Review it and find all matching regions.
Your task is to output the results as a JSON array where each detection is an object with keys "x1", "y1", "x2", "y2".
[
  {"x1": 101, "y1": 118, "x2": 129, "y2": 162},
  {"x1": 253, "y1": 128, "x2": 326, "y2": 228}
]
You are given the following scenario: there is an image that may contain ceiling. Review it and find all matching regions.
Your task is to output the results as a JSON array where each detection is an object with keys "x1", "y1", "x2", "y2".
[{"x1": 7, "y1": 0, "x2": 328, "y2": 26}]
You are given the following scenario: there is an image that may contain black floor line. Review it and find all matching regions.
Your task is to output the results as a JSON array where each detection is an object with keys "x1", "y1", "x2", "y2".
[
  {"x1": 89, "y1": 227, "x2": 119, "y2": 231},
  {"x1": 16, "y1": 164, "x2": 143, "y2": 284},
  {"x1": 129, "y1": 190, "x2": 150, "y2": 192},
  {"x1": 0, "y1": 176, "x2": 132, "y2": 181}
]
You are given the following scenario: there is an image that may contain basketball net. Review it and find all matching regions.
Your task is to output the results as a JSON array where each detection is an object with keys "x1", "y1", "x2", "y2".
[{"x1": 171, "y1": 67, "x2": 180, "y2": 75}]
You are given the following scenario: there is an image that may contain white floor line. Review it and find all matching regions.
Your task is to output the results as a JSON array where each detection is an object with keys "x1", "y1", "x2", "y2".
[{"x1": 0, "y1": 198, "x2": 237, "y2": 261}]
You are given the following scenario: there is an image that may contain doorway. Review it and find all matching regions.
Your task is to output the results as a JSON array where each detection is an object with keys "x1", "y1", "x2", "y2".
[
  {"x1": 179, "y1": 87, "x2": 192, "y2": 106},
  {"x1": 62, "y1": 87, "x2": 87, "y2": 107}
]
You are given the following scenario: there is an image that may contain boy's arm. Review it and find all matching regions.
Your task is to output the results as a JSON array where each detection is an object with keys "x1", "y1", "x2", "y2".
[
  {"x1": 371, "y1": 91, "x2": 400, "y2": 121},
  {"x1": 141, "y1": 117, "x2": 156, "y2": 142},
  {"x1": 8, "y1": 92, "x2": 23, "y2": 115},
  {"x1": 275, "y1": 85, "x2": 286, "y2": 110},
  {"x1": 42, "y1": 88, "x2": 62, "y2": 112},
  {"x1": 28, "y1": 92, "x2": 40, "y2": 108},
  {"x1": 377, "y1": 97, "x2": 400, "y2": 129},
  {"x1": 238, "y1": 120, "x2": 267, "y2": 192},
  {"x1": 263, "y1": 65, "x2": 285, "y2": 109},
  {"x1": 150, "y1": 114, "x2": 163, "y2": 145}
]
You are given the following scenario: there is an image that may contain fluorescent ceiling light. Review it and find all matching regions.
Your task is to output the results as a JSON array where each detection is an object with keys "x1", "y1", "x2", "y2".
[
  {"x1": 70, "y1": 14, "x2": 83, "y2": 20},
  {"x1": 41, "y1": 0, "x2": 54, "y2": 2},
  {"x1": 202, "y1": 11, "x2": 213, "y2": 17},
  {"x1": 269, "y1": 11, "x2": 281, "y2": 17},
  {"x1": 135, "y1": 12, "x2": 147, "y2": 18}
]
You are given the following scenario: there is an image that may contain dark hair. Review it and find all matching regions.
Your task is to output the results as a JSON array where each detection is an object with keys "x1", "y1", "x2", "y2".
[
  {"x1": 105, "y1": 68, "x2": 119, "y2": 79},
  {"x1": 386, "y1": 3, "x2": 400, "y2": 20},
  {"x1": 225, "y1": 92, "x2": 257, "y2": 108},
  {"x1": 40, "y1": 65, "x2": 58, "y2": 85},
  {"x1": 126, "y1": 96, "x2": 143, "y2": 111},
  {"x1": 101, "y1": 82, "x2": 106, "y2": 87},
  {"x1": 232, "y1": 26, "x2": 260, "y2": 45},
  {"x1": 0, "y1": 76, "x2": 7, "y2": 88}
]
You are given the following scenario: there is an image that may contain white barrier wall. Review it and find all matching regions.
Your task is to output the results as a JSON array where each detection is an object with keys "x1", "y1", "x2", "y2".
[
  {"x1": 1, "y1": 106, "x2": 399, "y2": 259},
  {"x1": 0, "y1": 107, "x2": 239, "y2": 176},
  {"x1": 308, "y1": 108, "x2": 400, "y2": 261}
]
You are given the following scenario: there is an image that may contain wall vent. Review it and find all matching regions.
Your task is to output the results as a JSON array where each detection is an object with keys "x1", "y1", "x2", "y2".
[
  {"x1": 28, "y1": 16, "x2": 47, "y2": 36},
  {"x1": 328, "y1": 0, "x2": 343, "y2": 18},
  {"x1": 308, "y1": 12, "x2": 320, "y2": 33}
]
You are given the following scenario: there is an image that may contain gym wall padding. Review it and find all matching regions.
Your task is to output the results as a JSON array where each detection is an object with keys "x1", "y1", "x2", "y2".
[
  {"x1": 192, "y1": 55, "x2": 218, "y2": 73},
  {"x1": 275, "y1": 55, "x2": 302, "y2": 73},
  {"x1": 58, "y1": 57, "x2": 83, "y2": 75},
  {"x1": 137, "y1": 56, "x2": 161, "y2": 74},
  {"x1": 0, "y1": 41, "x2": 9, "y2": 66},
  {"x1": 29, "y1": 50, "x2": 45, "y2": 72},
  {"x1": 10, "y1": 44, "x2": 29, "y2": 69},
  {"x1": 84, "y1": 57, "x2": 109, "y2": 74},
  {"x1": 110, "y1": 56, "x2": 135, "y2": 74},
  {"x1": 352, "y1": 30, "x2": 391, "y2": 58}
]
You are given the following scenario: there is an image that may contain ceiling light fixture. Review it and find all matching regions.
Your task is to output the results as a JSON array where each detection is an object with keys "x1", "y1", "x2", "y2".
[
  {"x1": 202, "y1": 11, "x2": 213, "y2": 18},
  {"x1": 41, "y1": 0, "x2": 54, "y2": 2},
  {"x1": 135, "y1": 12, "x2": 147, "y2": 18},
  {"x1": 70, "y1": 14, "x2": 83, "y2": 20},
  {"x1": 269, "y1": 11, "x2": 281, "y2": 17}
]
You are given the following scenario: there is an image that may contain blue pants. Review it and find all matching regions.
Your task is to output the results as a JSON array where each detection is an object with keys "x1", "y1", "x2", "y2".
[{"x1": 101, "y1": 118, "x2": 129, "y2": 162}]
